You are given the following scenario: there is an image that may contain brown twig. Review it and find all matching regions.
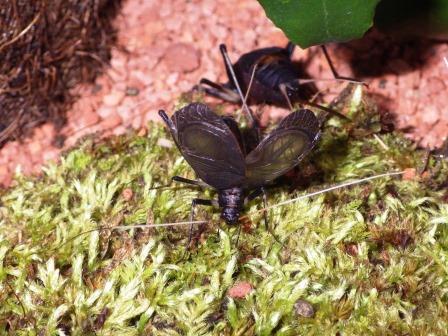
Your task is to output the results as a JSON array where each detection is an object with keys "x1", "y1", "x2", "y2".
[{"x1": 0, "y1": 13, "x2": 41, "y2": 53}]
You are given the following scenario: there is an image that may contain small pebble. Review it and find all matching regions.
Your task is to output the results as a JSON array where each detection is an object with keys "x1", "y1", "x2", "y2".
[
  {"x1": 426, "y1": 76, "x2": 446, "y2": 94},
  {"x1": 125, "y1": 86, "x2": 140, "y2": 96},
  {"x1": 103, "y1": 90, "x2": 125, "y2": 107},
  {"x1": 0, "y1": 165, "x2": 9, "y2": 179},
  {"x1": 100, "y1": 113, "x2": 122, "y2": 130},
  {"x1": 129, "y1": 70, "x2": 153, "y2": 87},
  {"x1": 97, "y1": 106, "x2": 115, "y2": 119},
  {"x1": 131, "y1": 115, "x2": 142, "y2": 129},
  {"x1": 163, "y1": 42, "x2": 200, "y2": 73},
  {"x1": 420, "y1": 106, "x2": 440, "y2": 125},
  {"x1": 402, "y1": 168, "x2": 417, "y2": 181},
  {"x1": 76, "y1": 112, "x2": 100, "y2": 130},
  {"x1": 166, "y1": 73, "x2": 179, "y2": 86},
  {"x1": 0, "y1": 166, "x2": 12, "y2": 186},
  {"x1": 228, "y1": 282, "x2": 253, "y2": 299},
  {"x1": 117, "y1": 104, "x2": 133, "y2": 120},
  {"x1": 113, "y1": 125, "x2": 127, "y2": 136},
  {"x1": 294, "y1": 299, "x2": 315, "y2": 318},
  {"x1": 28, "y1": 141, "x2": 42, "y2": 156},
  {"x1": 137, "y1": 128, "x2": 147, "y2": 137},
  {"x1": 122, "y1": 188, "x2": 134, "y2": 201},
  {"x1": 40, "y1": 124, "x2": 55, "y2": 140}
]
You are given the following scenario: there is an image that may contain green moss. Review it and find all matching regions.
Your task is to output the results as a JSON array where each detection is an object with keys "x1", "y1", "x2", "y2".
[{"x1": 1, "y1": 96, "x2": 448, "y2": 335}]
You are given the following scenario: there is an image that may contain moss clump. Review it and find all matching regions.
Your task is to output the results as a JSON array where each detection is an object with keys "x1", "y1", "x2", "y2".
[{"x1": 1, "y1": 98, "x2": 448, "y2": 335}]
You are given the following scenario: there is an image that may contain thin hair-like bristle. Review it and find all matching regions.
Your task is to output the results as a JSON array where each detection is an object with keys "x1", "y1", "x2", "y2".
[
  {"x1": 219, "y1": 44, "x2": 256, "y2": 126},
  {"x1": 244, "y1": 63, "x2": 258, "y2": 103},
  {"x1": 47, "y1": 220, "x2": 208, "y2": 254},
  {"x1": 250, "y1": 171, "x2": 405, "y2": 214},
  {"x1": 113, "y1": 220, "x2": 208, "y2": 230}
]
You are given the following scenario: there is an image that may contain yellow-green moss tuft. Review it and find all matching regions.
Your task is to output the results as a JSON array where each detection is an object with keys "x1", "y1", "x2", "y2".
[{"x1": 1, "y1": 98, "x2": 448, "y2": 335}]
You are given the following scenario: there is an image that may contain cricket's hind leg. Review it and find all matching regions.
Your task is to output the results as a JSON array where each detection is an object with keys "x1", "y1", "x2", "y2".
[
  {"x1": 186, "y1": 198, "x2": 216, "y2": 253},
  {"x1": 321, "y1": 45, "x2": 368, "y2": 86},
  {"x1": 166, "y1": 176, "x2": 217, "y2": 257},
  {"x1": 278, "y1": 82, "x2": 351, "y2": 122},
  {"x1": 245, "y1": 187, "x2": 282, "y2": 245},
  {"x1": 194, "y1": 78, "x2": 241, "y2": 103}
]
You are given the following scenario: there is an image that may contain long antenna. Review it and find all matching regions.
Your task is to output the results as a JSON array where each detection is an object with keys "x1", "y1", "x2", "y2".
[
  {"x1": 321, "y1": 45, "x2": 367, "y2": 86},
  {"x1": 113, "y1": 221, "x2": 208, "y2": 230},
  {"x1": 219, "y1": 44, "x2": 257, "y2": 126},
  {"x1": 249, "y1": 171, "x2": 404, "y2": 214},
  {"x1": 244, "y1": 63, "x2": 259, "y2": 103},
  {"x1": 41, "y1": 220, "x2": 208, "y2": 255}
]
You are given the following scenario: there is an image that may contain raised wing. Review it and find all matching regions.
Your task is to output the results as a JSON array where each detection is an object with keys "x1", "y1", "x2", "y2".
[
  {"x1": 244, "y1": 109, "x2": 320, "y2": 187},
  {"x1": 171, "y1": 103, "x2": 246, "y2": 190}
]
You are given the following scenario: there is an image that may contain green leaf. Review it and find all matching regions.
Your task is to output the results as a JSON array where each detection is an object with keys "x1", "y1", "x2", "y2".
[{"x1": 258, "y1": 0, "x2": 380, "y2": 48}]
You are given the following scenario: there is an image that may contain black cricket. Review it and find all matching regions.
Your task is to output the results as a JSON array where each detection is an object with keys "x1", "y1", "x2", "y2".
[
  {"x1": 158, "y1": 102, "x2": 320, "y2": 225},
  {"x1": 196, "y1": 42, "x2": 361, "y2": 118}
]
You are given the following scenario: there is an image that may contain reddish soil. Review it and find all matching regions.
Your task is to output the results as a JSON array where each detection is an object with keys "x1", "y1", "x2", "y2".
[{"x1": 1, "y1": 0, "x2": 447, "y2": 187}]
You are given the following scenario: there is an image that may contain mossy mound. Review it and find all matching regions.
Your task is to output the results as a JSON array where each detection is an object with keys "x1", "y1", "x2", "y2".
[{"x1": 1, "y1": 99, "x2": 448, "y2": 335}]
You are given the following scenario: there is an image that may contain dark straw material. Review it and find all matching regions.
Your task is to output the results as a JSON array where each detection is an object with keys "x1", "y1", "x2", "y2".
[{"x1": 0, "y1": 0, "x2": 122, "y2": 147}]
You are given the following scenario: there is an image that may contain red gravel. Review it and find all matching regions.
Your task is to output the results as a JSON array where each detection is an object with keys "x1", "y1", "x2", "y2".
[
  {"x1": 402, "y1": 168, "x2": 417, "y2": 181},
  {"x1": 0, "y1": 0, "x2": 447, "y2": 187},
  {"x1": 228, "y1": 281, "x2": 253, "y2": 298}
]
